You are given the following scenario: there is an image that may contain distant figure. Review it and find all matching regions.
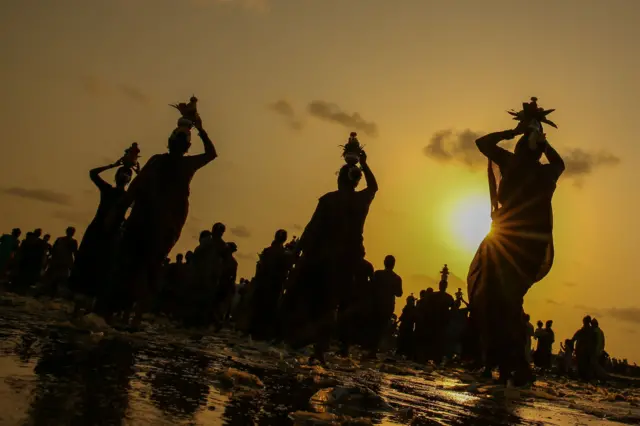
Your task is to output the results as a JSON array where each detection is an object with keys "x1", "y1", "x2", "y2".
[
  {"x1": 429, "y1": 278, "x2": 455, "y2": 363},
  {"x1": 69, "y1": 160, "x2": 132, "y2": 309},
  {"x1": 467, "y1": 104, "x2": 565, "y2": 385},
  {"x1": 573, "y1": 315, "x2": 596, "y2": 381},
  {"x1": 42, "y1": 227, "x2": 78, "y2": 297},
  {"x1": 0, "y1": 228, "x2": 21, "y2": 280},
  {"x1": 13, "y1": 229, "x2": 47, "y2": 294},
  {"x1": 397, "y1": 294, "x2": 416, "y2": 357},
  {"x1": 591, "y1": 318, "x2": 605, "y2": 361},
  {"x1": 251, "y1": 229, "x2": 292, "y2": 341},
  {"x1": 524, "y1": 314, "x2": 535, "y2": 364},
  {"x1": 368, "y1": 255, "x2": 403, "y2": 356},
  {"x1": 285, "y1": 149, "x2": 378, "y2": 363},
  {"x1": 98, "y1": 114, "x2": 217, "y2": 326},
  {"x1": 215, "y1": 242, "x2": 238, "y2": 328}
]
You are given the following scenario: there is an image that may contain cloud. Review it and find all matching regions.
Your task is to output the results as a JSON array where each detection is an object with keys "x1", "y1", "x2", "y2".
[
  {"x1": 230, "y1": 225, "x2": 251, "y2": 238},
  {"x1": 424, "y1": 129, "x2": 620, "y2": 180},
  {"x1": 80, "y1": 75, "x2": 151, "y2": 106},
  {"x1": 307, "y1": 100, "x2": 379, "y2": 137},
  {"x1": 561, "y1": 149, "x2": 621, "y2": 177},
  {"x1": 2, "y1": 187, "x2": 72, "y2": 206},
  {"x1": 292, "y1": 224, "x2": 303, "y2": 231},
  {"x1": 545, "y1": 298, "x2": 562, "y2": 305},
  {"x1": 117, "y1": 84, "x2": 151, "y2": 106},
  {"x1": 604, "y1": 307, "x2": 640, "y2": 325},
  {"x1": 563, "y1": 281, "x2": 578, "y2": 288},
  {"x1": 267, "y1": 100, "x2": 304, "y2": 130}
]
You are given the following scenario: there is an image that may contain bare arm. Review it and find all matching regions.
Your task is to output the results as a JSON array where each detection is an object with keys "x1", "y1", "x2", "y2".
[
  {"x1": 359, "y1": 152, "x2": 378, "y2": 194},
  {"x1": 186, "y1": 124, "x2": 217, "y2": 170},
  {"x1": 89, "y1": 162, "x2": 119, "y2": 190},
  {"x1": 543, "y1": 140, "x2": 566, "y2": 179},
  {"x1": 476, "y1": 130, "x2": 518, "y2": 165}
]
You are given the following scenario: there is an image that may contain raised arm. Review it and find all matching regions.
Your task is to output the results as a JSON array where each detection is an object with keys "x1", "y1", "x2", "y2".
[
  {"x1": 543, "y1": 139, "x2": 566, "y2": 180},
  {"x1": 359, "y1": 151, "x2": 378, "y2": 194},
  {"x1": 89, "y1": 161, "x2": 120, "y2": 190},
  {"x1": 187, "y1": 119, "x2": 217, "y2": 170},
  {"x1": 476, "y1": 129, "x2": 519, "y2": 165}
]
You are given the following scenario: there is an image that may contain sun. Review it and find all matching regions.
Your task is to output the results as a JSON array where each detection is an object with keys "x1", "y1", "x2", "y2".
[{"x1": 448, "y1": 194, "x2": 493, "y2": 253}]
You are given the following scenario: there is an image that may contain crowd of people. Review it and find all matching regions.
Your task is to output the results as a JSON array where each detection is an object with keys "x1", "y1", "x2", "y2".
[{"x1": 0, "y1": 96, "x2": 635, "y2": 386}]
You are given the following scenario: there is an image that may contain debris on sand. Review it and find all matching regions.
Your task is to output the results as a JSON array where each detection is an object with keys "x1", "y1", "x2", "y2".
[
  {"x1": 217, "y1": 367, "x2": 264, "y2": 389},
  {"x1": 288, "y1": 411, "x2": 373, "y2": 426},
  {"x1": 310, "y1": 386, "x2": 391, "y2": 411}
]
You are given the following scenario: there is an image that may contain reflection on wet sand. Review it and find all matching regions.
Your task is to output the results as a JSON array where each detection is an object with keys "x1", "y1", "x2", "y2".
[{"x1": 0, "y1": 299, "x2": 639, "y2": 426}]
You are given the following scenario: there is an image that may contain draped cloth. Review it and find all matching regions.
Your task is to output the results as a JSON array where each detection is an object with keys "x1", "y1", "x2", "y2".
[{"x1": 467, "y1": 156, "x2": 557, "y2": 370}]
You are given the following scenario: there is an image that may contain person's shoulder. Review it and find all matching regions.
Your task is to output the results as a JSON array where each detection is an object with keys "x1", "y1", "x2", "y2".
[{"x1": 319, "y1": 191, "x2": 339, "y2": 202}]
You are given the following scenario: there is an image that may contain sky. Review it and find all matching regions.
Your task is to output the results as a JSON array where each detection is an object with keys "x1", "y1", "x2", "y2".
[{"x1": 1, "y1": 0, "x2": 639, "y2": 361}]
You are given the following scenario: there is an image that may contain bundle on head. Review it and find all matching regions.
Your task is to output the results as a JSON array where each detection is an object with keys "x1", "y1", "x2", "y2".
[{"x1": 341, "y1": 132, "x2": 363, "y2": 165}]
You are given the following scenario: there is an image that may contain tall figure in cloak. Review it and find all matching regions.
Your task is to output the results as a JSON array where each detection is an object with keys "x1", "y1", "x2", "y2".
[
  {"x1": 285, "y1": 132, "x2": 378, "y2": 363},
  {"x1": 467, "y1": 97, "x2": 565, "y2": 384},
  {"x1": 97, "y1": 98, "x2": 217, "y2": 326}
]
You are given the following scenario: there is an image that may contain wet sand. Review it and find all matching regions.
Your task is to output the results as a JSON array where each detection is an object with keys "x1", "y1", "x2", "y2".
[{"x1": 0, "y1": 294, "x2": 639, "y2": 426}]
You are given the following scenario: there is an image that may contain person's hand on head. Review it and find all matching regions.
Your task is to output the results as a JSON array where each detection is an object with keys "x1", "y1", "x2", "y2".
[
  {"x1": 359, "y1": 150, "x2": 368, "y2": 165},
  {"x1": 193, "y1": 114, "x2": 203, "y2": 131}
]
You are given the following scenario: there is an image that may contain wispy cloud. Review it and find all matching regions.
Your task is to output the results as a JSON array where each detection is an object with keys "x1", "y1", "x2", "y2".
[
  {"x1": 267, "y1": 100, "x2": 304, "y2": 130},
  {"x1": 424, "y1": 129, "x2": 620, "y2": 182},
  {"x1": 80, "y1": 75, "x2": 152, "y2": 106},
  {"x1": 230, "y1": 225, "x2": 251, "y2": 238},
  {"x1": 3, "y1": 187, "x2": 72, "y2": 206},
  {"x1": 307, "y1": 100, "x2": 379, "y2": 137},
  {"x1": 604, "y1": 307, "x2": 640, "y2": 325},
  {"x1": 292, "y1": 223, "x2": 303, "y2": 231}
]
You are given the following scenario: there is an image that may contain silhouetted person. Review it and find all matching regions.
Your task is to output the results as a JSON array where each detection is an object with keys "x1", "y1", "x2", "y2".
[
  {"x1": 13, "y1": 228, "x2": 47, "y2": 294},
  {"x1": 40, "y1": 226, "x2": 78, "y2": 297},
  {"x1": 524, "y1": 314, "x2": 534, "y2": 364},
  {"x1": 251, "y1": 229, "x2": 291, "y2": 340},
  {"x1": 285, "y1": 150, "x2": 378, "y2": 363},
  {"x1": 413, "y1": 288, "x2": 433, "y2": 362},
  {"x1": 573, "y1": 315, "x2": 596, "y2": 381},
  {"x1": 397, "y1": 294, "x2": 416, "y2": 357},
  {"x1": 429, "y1": 279, "x2": 455, "y2": 363},
  {"x1": 337, "y1": 257, "x2": 374, "y2": 357},
  {"x1": 100, "y1": 115, "x2": 217, "y2": 326},
  {"x1": 215, "y1": 241, "x2": 238, "y2": 328},
  {"x1": 467, "y1": 110, "x2": 565, "y2": 384},
  {"x1": 70, "y1": 161, "x2": 132, "y2": 311},
  {"x1": 367, "y1": 255, "x2": 403, "y2": 356},
  {"x1": 0, "y1": 228, "x2": 21, "y2": 281}
]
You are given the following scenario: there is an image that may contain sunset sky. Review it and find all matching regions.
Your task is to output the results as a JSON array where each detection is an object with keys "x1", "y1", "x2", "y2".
[{"x1": 1, "y1": 0, "x2": 639, "y2": 361}]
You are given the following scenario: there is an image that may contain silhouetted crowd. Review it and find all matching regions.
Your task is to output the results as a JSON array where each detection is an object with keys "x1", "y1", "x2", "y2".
[{"x1": 0, "y1": 97, "x2": 637, "y2": 386}]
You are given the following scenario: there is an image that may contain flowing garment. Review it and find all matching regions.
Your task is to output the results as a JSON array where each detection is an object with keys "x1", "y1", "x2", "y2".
[
  {"x1": 101, "y1": 150, "x2": 211, "y2": 315},
  {"x1": 467, "y1": 145, "x2": 558, "y2": 373}
]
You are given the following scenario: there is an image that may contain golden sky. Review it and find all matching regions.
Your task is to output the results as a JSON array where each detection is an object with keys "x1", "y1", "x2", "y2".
[{"x1": 1, "y1": 0, "x2": 639, "y2": 362}]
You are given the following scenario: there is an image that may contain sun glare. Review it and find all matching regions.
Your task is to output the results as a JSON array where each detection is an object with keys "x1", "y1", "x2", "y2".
[{"x1": 448, "y1": 194, "x2": 493, "y2": 253}]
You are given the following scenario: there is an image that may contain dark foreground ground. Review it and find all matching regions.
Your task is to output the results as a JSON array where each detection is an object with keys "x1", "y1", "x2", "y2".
[{"x1": 0, "y1": 294, "x2": 639, "y2": 426}]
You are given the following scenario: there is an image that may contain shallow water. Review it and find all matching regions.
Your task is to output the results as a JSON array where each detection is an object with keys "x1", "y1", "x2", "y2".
[{"x1": 0, "y1": 294, "x2": 639, "y2": 426}]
